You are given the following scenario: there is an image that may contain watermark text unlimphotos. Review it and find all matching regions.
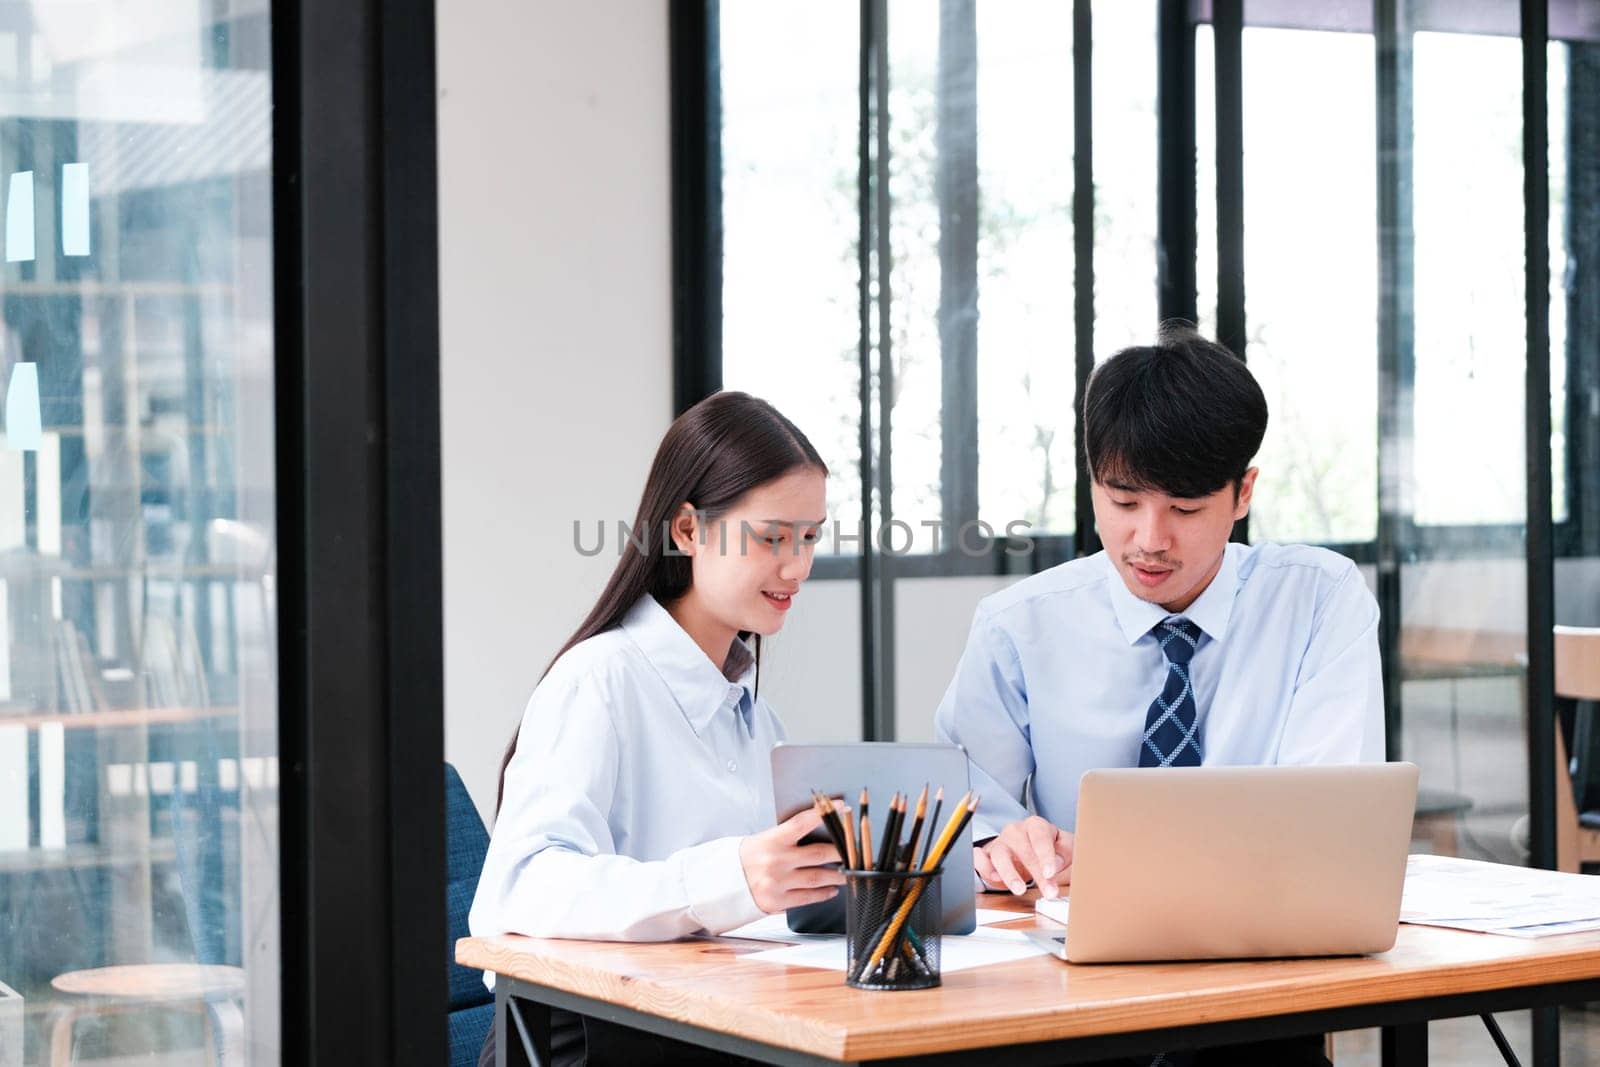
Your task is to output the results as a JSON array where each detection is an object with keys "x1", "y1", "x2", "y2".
[{"x1": 571, "y1": 516, "x2": 1036, "y2": 558}]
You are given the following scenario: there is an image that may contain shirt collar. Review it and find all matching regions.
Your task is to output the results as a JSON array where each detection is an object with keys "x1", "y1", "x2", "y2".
[
  {"x1": 619, "y1": 594, "x2": 757, "y2": 735},
  {"x1": 1103, "y1": 544, "x2": 1240, "y2": 645}
]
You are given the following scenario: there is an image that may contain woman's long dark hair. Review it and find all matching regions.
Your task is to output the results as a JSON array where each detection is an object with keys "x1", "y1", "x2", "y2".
[{"x1": 496, "y1": 391, "x2": 826, "y2": 811}]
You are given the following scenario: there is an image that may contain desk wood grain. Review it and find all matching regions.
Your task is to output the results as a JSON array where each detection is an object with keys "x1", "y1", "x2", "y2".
[{"x1": 456, "y1": 894, "x2": 1600, "y2": 1062}]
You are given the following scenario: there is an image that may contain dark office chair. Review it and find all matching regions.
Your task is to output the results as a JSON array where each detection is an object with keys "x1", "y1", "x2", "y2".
[{"x1": 446, "y1": 763, "x2": 494, "y2": 1067}]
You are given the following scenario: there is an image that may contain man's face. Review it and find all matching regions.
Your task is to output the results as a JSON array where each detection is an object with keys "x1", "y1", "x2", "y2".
[{"x1": 1091, "y1": 467, "x2": 1258, "y2": 613}]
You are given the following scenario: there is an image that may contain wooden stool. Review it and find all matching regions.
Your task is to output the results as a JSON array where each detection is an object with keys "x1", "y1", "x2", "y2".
[{"x1": 48, "y1": 963, "x2": 245, "y2": 1067}]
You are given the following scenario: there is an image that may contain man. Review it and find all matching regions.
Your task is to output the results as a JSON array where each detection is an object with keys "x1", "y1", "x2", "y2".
[{"x1": 935, "y1": 325, "x2": 1381, "y2": 1065}]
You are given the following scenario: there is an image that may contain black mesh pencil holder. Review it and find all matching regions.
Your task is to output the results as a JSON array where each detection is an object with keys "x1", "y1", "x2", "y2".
[{"x1": 843, "y1": 868, "x2": 942, "y2": 990}]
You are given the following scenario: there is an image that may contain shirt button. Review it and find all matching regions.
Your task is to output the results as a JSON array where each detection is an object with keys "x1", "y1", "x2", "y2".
[{"x1": 727, "y1": 760, "x2": 738, "y2": 773}]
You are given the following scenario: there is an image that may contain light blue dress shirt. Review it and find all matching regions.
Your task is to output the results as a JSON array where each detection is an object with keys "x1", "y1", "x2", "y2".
[
  {"x1": 935, "y1": 542, "x2": 1384, "y2": 839},
  {"x1": 470, "y1": 595, "x2": 782, "y2": 958}
]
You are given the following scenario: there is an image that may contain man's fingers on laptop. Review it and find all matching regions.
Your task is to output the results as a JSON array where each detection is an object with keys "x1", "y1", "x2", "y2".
[
  {"x1": 1035, "y1": 826, "x2": 1075, "y2": 899},
  {"x1": 1024, "y1": 818, "x2": 1062, "y2": 879}
]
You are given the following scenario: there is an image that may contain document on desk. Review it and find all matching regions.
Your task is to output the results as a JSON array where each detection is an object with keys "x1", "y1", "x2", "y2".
[
  {"x1": 1401, "y1": 854, "x2": 1600, "y2": 937},
  {"x1": 736, "y1": 927, "x2": 1049, "y2": 973}
]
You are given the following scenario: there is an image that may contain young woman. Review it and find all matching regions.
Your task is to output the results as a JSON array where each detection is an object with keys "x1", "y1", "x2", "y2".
[{"x1": 471, "y1": 391, "x2": 842, "y2": 1066}]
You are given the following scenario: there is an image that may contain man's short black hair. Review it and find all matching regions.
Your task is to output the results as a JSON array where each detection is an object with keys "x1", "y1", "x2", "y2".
[{"x1": 1084, "y1": 322, "x2": 1268, "y2": 499}]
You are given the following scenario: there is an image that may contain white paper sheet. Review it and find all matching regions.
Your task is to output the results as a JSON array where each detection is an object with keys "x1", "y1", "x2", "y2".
[
  {"x1": 740, "y1": 927, "x2": 1048, "y2": 974},
  {"x1": 719, "y1": 914, "x2": 829, "y2": 944},
  {"x1": 1400, "y1": 854, "x2": 1600, "y2": 937}
]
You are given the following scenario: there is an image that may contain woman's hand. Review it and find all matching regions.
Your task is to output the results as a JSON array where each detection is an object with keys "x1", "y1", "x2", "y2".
[{"x1": 738, "y1": 808, "x2": 847, "y2": 913}]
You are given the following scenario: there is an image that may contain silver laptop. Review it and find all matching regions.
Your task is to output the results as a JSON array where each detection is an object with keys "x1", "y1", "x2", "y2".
[
  {"x1": 1032, "y1": 763, "x2": 1417, "y2": 962},
  {"x1": 771, "y1": 742, "x2": 976, "y2": 935}
]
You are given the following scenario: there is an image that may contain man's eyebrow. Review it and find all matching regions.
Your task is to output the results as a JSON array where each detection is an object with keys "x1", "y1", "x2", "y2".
[
  {"x1": 751, "y1": 518, "x2": 828, "y2": 527},
  {"x1": 1105, "y1": 480, "x2": 1143, "y2": 494}
]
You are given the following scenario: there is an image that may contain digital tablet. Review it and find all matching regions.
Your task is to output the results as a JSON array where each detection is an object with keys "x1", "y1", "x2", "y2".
[{"x1": 770, "y1": 741, "x2": 976, "y2": 935}]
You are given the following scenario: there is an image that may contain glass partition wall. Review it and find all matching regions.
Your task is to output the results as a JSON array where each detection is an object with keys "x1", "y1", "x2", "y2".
[
  {"x1": 0, "y1": 3, "x2": 279, "y2": 1063},
  {"x1": 0, "y1": 0, "x2": 444, "y2": 1061}
]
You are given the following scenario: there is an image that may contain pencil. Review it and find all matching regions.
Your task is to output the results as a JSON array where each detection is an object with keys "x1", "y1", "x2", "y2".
[
  {"x1": 835, "y1": 800, "x2": 859, "y2": 870},
  {"x1": 919, "y1": 786, "x2": 945, "y2": 868},
  {"x1": 857, "y1": 788, "x2": 870, "y2": 870},
  {"x1": 926, "y1": 792, "x2": 978, "y2": 872},
  {"x1": 860, "y1": 799, "x2": 874, "y2": 872},
  {"x1": 875, "y1": 793, "x2": 903, "y2": 873},
  {"x1": 860, "y1": 794, "x2": 980, "y2": 977},
  {"x1": 902, "y1": 784, "x2": 929, "y2": 873},
  {"x1": 812, "y1": 792, "x2": 850, "y2": 865}
]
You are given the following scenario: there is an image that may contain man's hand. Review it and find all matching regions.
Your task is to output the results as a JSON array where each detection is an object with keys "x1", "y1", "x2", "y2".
[{"x1": 974, "y1": 815, "x2": 1074, "y2": 899}]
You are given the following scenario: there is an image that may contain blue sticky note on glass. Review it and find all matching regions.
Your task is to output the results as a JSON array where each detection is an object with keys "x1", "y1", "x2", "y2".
[
  {"x1": 61, "y1": 163, "x2": 89, "y2": 257},
  {"x1": 6, "y1": 171, "x2": 33, "y2": 263},
  {"x1": 4, "y1": 362, "x2": 41, "y2": 450}
]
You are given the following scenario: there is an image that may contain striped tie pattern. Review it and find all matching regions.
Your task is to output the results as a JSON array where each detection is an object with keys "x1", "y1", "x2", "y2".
[{"x1": 1138, "y1": 617, "x2": 1204, "y2": 768}]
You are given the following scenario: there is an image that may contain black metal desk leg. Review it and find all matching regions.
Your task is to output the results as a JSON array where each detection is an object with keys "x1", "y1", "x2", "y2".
[
  {"x1": 1531, "y1": 1005, "x2": 1559, "y2": 1067},
  {"x1": 496, "y1": 983, "x2": 552, "y2": 1067},
  {"x1": 1382, "y1": 1022, "x2": 1428, "y2": 1067}
]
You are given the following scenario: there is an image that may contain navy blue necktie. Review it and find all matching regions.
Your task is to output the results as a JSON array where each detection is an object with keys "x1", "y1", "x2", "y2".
[
  {"x1": 1138, "y1": 618, "x2": 1203, "y2": 768},
  {"x1": 1140, "y1": 619, "x2": 1203, "y2": 1067}
]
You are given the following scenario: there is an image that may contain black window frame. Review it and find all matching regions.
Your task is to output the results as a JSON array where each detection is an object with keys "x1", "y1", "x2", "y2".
[{"x1": 274, "y1": 0, "x2": 445, "y2": 1061}]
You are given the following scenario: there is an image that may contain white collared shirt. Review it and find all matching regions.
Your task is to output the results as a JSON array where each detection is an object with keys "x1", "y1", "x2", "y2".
[
  {"x1": 934, "y1": 542, "x2": 1384, "y2": 838},
  {"x1": 469, "y1": 595, "x2": 780, "y2": 960}
]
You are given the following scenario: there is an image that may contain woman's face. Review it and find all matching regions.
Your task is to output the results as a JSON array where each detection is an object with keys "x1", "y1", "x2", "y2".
[{"x1": 675, "y1": 467, "x2": 827, "y2": 638}]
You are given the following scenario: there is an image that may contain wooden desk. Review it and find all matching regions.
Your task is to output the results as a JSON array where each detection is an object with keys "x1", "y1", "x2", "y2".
[{"x1": 457, "y1": 893, "x2": 1600, "y2": 1066}]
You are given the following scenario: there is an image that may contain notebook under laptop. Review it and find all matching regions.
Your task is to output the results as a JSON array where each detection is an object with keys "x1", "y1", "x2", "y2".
[{"x1": 1028, "y1": 762, "x2": 1418, "y2": 963}]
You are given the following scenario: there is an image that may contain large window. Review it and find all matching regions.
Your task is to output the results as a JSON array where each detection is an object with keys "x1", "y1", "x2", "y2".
[
  {"x1": 1240, "y1": 27, "x2": 1378, "y2": 545},
  {"x1": 720, "y1": 3, "x2": 1167, "y2": 567},
  {"x1": 0, "y1": 5, "x2": 278, "y2": 1062},
  {"x1": 698, "y1": 0, "x2": 1598, "y2": 779},
  {"x1": 720, "y1": 2, "x2": 862, "y2": 543},
  {"x1": 1412, "y1": 30, "x2": 1527, "y2": 526}
]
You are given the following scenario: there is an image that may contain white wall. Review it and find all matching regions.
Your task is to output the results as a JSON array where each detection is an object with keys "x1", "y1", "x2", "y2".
[
  {"x1": 755, "y1": 579, "x2": 863, "y2": 743},
  {"x1": 438, "y1": 1, "x2": 673, "y2": 818}
]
